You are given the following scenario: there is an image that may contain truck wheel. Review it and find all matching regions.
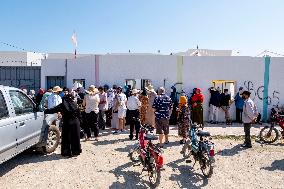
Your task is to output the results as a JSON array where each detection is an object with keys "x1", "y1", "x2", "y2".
[{"x1": 45, "y1": 125, "x2": 60, "y2": 153}]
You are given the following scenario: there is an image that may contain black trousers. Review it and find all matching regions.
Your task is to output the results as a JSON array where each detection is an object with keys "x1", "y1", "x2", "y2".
[
  {"x1": 105, "y1": 108, "x2": 112, "y2": 127},
  {"x1": 128, "y1": 109, "x2": 141, "y2": 139},
  {"x1": 236, "y1": 108, "x2": 243, "y2": 123},
  {"x1": 244, "y1": 123, "x2": 252, "y2": 146},
  {"x1": 61, "y1": 118, "x2": 81, "y2": 156},
  {"x1": 85, "y1": 111, "x2": 99, "y2": 138}
]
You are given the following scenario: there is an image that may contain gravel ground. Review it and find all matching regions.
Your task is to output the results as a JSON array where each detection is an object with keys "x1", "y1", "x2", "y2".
[{"x1": 0, "y1": 126, "x2": 284, "y2": 189}]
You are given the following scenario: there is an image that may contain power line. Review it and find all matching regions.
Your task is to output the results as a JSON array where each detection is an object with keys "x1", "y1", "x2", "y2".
[{"x1": 0, "y1": 41, "x2": 40, "y2": 54}]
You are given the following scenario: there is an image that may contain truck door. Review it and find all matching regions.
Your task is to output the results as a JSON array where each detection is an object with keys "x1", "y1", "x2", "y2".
[
  {"x1": 0, "y1": 90, "x2": 17, "y2": 164},
  {"x1": 8, "y1": 90, "x2": 44, "y2": 153}
]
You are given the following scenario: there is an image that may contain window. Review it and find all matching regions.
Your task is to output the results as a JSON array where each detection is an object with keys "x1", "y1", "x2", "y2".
[
  {"x1": 125, "y1": 79, "x2": 136, "y2": 89},
  {"x1": 212, "y1": 80, "x2": 236, "y2": 99},
  {"x1": 73, "y1": 79, "x2": 85, "y2": 88},
  {"x1": 0, "y1": 91, "x2": 9, "y2": 119},
  {"x1": 9, "y1": 90, "x2": 34, "y2": 115},
  {"x1": 141, "y1": 79, "x2": 151, "y2": 90}
]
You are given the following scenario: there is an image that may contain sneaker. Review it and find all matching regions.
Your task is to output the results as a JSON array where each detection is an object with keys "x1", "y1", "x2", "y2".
[
  {"x1": 164, "y1": 141, "x2": 169, "y2": 145},
  {"x1": 113, "y1": 131, "x2": 119, "y2": 134}
]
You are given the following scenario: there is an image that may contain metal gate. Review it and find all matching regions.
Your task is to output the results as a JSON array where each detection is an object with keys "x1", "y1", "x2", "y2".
[
  {"x1": 0, "y1": 66, "x2": 41, "y2": 91},
  {"x1": 46, "y1": 76, "x2": 65, "y2": 89}
]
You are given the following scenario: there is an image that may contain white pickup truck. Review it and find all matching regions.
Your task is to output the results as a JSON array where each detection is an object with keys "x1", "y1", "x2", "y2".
[{"x1": 0, "y1": 85, "x2": 60, "y2": 164}]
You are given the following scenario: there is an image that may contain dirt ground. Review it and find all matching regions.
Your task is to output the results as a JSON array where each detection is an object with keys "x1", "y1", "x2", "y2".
[{"x1": 0, "y1": 129, "x2": 284, "y2": 189}]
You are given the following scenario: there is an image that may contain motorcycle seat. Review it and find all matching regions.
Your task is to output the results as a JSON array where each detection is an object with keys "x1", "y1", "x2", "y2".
[
  {"x1": 197, "y1": 131, "x2": 211, "y2": 137},
  {"x1": 144, "y1": 134, "x2": 158, "y2": 141}
]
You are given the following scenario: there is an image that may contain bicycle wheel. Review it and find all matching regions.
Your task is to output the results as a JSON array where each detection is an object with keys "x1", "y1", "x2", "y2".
[
  {"x1": 181, "y1": 141, "x2": 192, "y2": 158},
  {"x1": 199, "y1": 151, "x2": 213, "y2": 178},
  {"x1": 260, "y1": 127, "x2": 279, "y2": 143},
  {"x1": 148, "y1": 158, "x2": 161, "y2": 187},
  {"x1": 129, "y1": 146, "x2": 141, "y2": 163}
]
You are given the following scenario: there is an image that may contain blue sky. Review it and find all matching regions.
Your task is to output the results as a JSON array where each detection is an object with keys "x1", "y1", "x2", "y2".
[{"x1": 0, "y1": 0, "x2": 283, "y2": 56}]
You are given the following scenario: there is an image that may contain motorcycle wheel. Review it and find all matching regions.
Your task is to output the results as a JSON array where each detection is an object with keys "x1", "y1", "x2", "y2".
[
  {"x1": 260, "y1": 127, "x2": 280, "y2": 143},
  {"x1": 199, "y1": 151, "x2": 213, "y2": 178},
  {"x1": 181, "y1": 141, "x2": 192, "y2": 158},
  {"x1": 129, "y1": 147, "x2": 140, "y2": 163},
  {"x1": 45, "y1": 125, "x2": 60, "y2": 153},
  {"x1": 148, "y1": 159, "x2": 161, "y2": 187}
]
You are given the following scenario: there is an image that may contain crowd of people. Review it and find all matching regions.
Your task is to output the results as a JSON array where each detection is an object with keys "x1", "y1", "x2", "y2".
[{"x1": 24, "y1": 83, "x2": 259, "y2": 157}]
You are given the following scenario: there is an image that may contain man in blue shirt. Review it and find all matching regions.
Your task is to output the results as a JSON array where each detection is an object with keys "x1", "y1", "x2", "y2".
[
  {"x1": 234, "y1": 87, "x2": 245, "y2": 123},
  {"x1": 153, "y1": 87, "x2": 173, "y2": 148}
]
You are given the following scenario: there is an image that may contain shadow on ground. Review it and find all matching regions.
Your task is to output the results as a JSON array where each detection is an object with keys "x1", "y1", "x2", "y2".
[
  {"x1": 109, "y1": 161, "x2": 152, "y2": 189},
  {"x1": 262, "y1": 159, "x2": 284, "y2": 171},
  {"x1": 167, "y1": 158, "x2": 208, "y2": 189},
  {"x1": 0, "y1": 151, "x2": 63, "y2": 177},
  {"x1": 217, "y1": 144, "x2": 248, "y2": 156}
]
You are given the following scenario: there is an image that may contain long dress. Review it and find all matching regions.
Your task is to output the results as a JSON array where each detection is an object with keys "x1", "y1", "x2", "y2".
[
  {"x1": 145, "y1": 91, "x2": 157, "y2": 127},
  {"x1": 139, "y1": 95, "x2": 149, "y2": 125},
  {"x1": 45, "y1": 95, "x2": 82, "y2": 156},
  {"x1": 191, "y1": 93, "x2": 204, "y2": 125},
  {"x1": 178, "y1": 106, "x2": 190, "y2": 138}
]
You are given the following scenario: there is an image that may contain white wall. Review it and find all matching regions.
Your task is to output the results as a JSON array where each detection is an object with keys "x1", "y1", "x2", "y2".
[
  {"x1": 0, "y1": 51, "x2": 27, "y2": 66},
  {"x1": 99, "y1": 55, "x2": 177, "y2": 93},
  {"x1": 269, "y1": 58, "x2": 284, "y2": 109},
  {"x1": 41, "y1": 59, "x2": 66, "y2": 88},
  {"x1": 66, "y1": 56, "x2": 96, "y2": 88},
  {"x1": 183, "y1": 56, "x2": 265, "y2": 122}
]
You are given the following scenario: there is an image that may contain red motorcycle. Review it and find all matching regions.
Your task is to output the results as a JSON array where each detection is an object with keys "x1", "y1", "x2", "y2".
[
  {"x1": 260, "y1": 108, "x2": 284, "y2": 143},
  {"x1": 129, "y1": 120, "x2": 164, "y2": 187}
]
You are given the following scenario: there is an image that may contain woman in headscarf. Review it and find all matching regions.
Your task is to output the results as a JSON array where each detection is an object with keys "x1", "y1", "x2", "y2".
[
  {"x1": 191, "y1": 88, "x2": 204, "y2": 126},
  {"x1": 178, "y1": 93, "x2": 190, "y2": 144},
  {"x1": 145, "y1": 85, "x2": 157, "y2": 128},
  {"x1": 139, "y1": 89, "x2": 149, "y2": 125},
  {"x1": 44, "y1": 89, "x2": 82, "y2": 157}
]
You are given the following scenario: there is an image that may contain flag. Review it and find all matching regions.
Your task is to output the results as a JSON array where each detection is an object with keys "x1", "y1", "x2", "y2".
[{"x1": 71, "y1": 32, "x2": 78, "y2": 47}]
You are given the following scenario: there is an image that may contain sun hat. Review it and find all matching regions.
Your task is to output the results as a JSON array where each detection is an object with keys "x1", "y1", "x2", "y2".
[
  {"x1": 145, "y1": 85, "x2": 155, "y2": 92},
  {"x1": 88, "y1": 85, "x2": 99, "y2": 94},
  {"x1": 132, "y1": 89, "x2": 139, "y2": 94},
  {"x1": 53, "y1": 86, "x2": 63, "y2": 93}
]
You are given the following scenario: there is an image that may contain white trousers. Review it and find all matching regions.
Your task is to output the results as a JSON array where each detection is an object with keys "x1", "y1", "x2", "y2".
[{"x1": 209, "y1": 105, "x2": 219, "y2": 122}]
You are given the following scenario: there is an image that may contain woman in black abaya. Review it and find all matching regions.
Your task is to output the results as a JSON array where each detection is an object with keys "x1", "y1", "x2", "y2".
[{"x1": 45, "y1": 90, "x2": 82, "y2": 157}]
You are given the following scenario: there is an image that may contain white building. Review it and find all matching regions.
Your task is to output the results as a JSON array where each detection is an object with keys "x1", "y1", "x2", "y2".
[
  {"x1": 0, "y1": 51, "x2": 45, "y2": 66},
  {"x1": 41, "y1": 54, "x2": 284, "y2": 122}
]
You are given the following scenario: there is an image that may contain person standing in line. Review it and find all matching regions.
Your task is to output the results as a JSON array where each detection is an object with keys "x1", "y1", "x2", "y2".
[
  {"x1": 139, "y1": 89, "x2": 149, "y2": 125},
  {"x1": 152, "y1": 87, "x2": 173, "y2": 148},
  {"x1": 44, "y1": 90, "x2": 82, "y2": 157},
  {"x1": 117, "y1": 86, "x2": 127, "y2": 133},
  {"x1": 105, "y1": 85, "x2": 115, "y2": 128},
  {"x1": 234, "y1": 87, "x2": 245, "y2": 123},
  {"x1": 112, "y1": 91, "x2": 120, "y2": 134},
  {"x1": 47, "y1": 86, "x2": 63, "y2": 109},
  {"x1": 127, "y1": 89, "x2": 142, "y2": 140},
  {"x1": 40, "y1": 87, "x2": 53, "y2": 110},
  {"x1": 145, "y1": 85, "x2": 157, "y2": 128},
  {"x1": 220, "y1": 89, "x2": 232, "y2": 125},
  {"x1": 98, "y1": 86, "x2": 108, "y2": 130},
  {"x1": 208, "y1": 87, "x2": 221, "y2": 124},
  {"x1": 241, "y1": 91, "x2": 257, "y2": 148},
  {"x1": 83, "y1": 85, "x2": 100, "y2": 141},
  {"x1": 191, "y1": 88, "x2": 204, "y2": 125},
  {"x1": 35, "y1": 88, "x2": 45, "y2": 108},
  {"x1": 177, "y1": 94, "x2": 190, "y2": 144}
]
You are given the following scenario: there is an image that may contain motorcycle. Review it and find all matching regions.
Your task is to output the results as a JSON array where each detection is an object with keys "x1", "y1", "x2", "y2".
[
  {"x1": 259, "y1": 108, "x2": 284, "y2": 143},
  {"x1": 129, "y1": 120, "x2": 164, "y2": 187},
  {"x1": 180, "y1": 123, "x2": 215, "y2": 178}
]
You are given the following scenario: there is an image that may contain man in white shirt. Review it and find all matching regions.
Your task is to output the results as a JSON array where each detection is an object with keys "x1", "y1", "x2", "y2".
[
  {"x1": 83, "y1": 85, "x2": 100, "y2": 141},
  {"x1": 242, "y1": 91, "x2": 257, "y2": 148},
  {"x1": 47, "y1": 86, "x2": 63, "y2": 109},
  {"x1": 127, "y1": 89, "x2": 141, "y2": 140},
  {"x1": 98, "y1": 86, "x2": 108, "y2": 130}
]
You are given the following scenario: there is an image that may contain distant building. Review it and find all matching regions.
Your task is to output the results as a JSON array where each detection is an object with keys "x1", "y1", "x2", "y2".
[{"x1": 175, "y1": 49, "x2": 240, "y2": 56}]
